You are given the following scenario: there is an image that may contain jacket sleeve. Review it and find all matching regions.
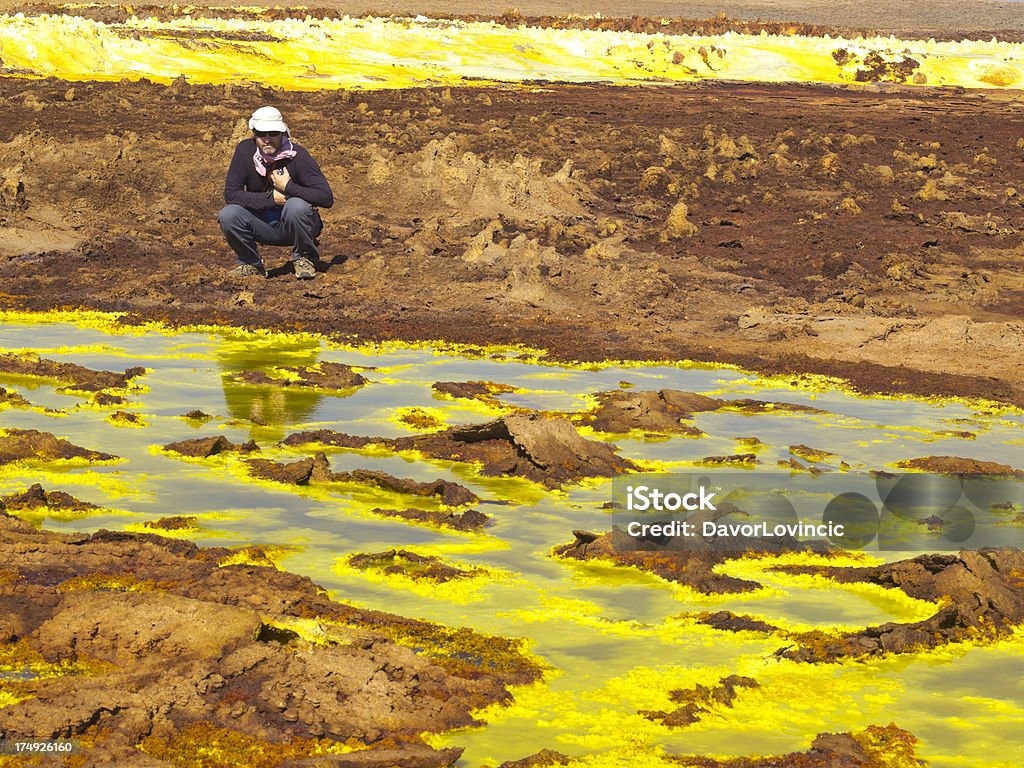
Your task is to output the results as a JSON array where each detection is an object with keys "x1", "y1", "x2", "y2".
[
  {"x1": 284, "y1": 149, "x2": 334, "y2": 209},
  {"x1": 224, "y1": 142, "x2": 275, "y2": 209}
]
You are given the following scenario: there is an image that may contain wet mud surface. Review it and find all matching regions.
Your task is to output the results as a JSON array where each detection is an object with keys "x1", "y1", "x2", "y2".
[{"x1": 2, "y1": 76, "x2": 1024, "y2": 405}]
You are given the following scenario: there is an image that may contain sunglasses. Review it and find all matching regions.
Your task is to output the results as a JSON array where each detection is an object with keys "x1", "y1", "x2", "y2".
[{"x1": 254, "y1": 130, "x2": 282, "y2": 138}]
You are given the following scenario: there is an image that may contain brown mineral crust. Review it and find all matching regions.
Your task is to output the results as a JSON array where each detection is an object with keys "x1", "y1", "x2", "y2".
[
  {"x1": 182, "y1": 408, "x2": 212, "y2": 420},
  {"x1": 0, "y1": 429, "x2": 117, "y2": 465},
  {"x1": 725, "y1": 399, "x2": 825, "y2": 414},
  {"x1": 370, "y1": 507, "x2": 491, "y2": 532},
  {"x1": 143, "y1": 515, "x2": 199, "y2": 531},
  {"x1": 697, "y1": 453, "x2": 758, "y2": 466},
  {"x1": 232, "y1": 362, "x2": 367, "y2": 391},
  {"x1": 0, "y1": 386, "x2": 31, "y2": 408},
  {"x1": 552, "y1": 530, "x2": 761, "y2": 594},
  {"x1": 693, "y1": 610, "x2": 779, "y2": 633},
  {"x1": 775, "y1": 548, "x2": 1024, "y2": 662},
  {"x1": 0, "y1": 352, "x2": 145, "y2": 392},
  {"x1": 432, "y1": 380, "x2": 516, "y2": 402},
  {"x1": 348, "y1": 549, "x2": 484, "y2": 583},
  {"x1": 246, "y1": 456, "x2": 317, "y2": 484},
  {"x1": 895, "y1": 456, "x2": 1024, "y2": 477},
  {"x1": 0, "y1": 483, "x2": 100, "y2": 513},
  {"x1": 387, "y1": 414, "x2": 638, "y2": 488},
  {"x1": 163, "y1": 435, "x2": 260, "y2": 458},
  {"x1": 334, "y1": 470, "x2": 478, "y2": 506},
  {"x1": 671, "y1": 723, "x2": 920, "y2": 767},
  {"x1": 280, "y1": 430, "x2": 374, "y2": 449},
  {"x1": 0, "y1": 510, "x2": 539, "y2": 763},
  {"x1": 496, "y1": 749, "x2": 572, "y2": 768},
  {"x1": 582, "y1": 389, "x2": 716, "y2": 434},
  {"x1": 641, "y1": 674, "x2": 759, "y2": 728}
]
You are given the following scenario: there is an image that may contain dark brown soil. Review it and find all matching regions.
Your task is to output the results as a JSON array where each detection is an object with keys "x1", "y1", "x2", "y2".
[{"x1": 2, "y1": 74, "x2": 1023, "y2": 405}]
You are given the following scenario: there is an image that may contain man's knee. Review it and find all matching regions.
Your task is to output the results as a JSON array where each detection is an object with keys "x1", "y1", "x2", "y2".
[
  {"x1": 281, "y1": 198, "x2": 313, "y2": 222},
  {"x1": 218, "y1": 204, "x2": 248, "y2": 230}
]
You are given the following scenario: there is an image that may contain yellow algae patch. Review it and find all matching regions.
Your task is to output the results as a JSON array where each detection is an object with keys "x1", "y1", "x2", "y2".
[
  {"x1": 219, "y1": 544, "x2": 299, "y2": 568},
  {"x1": 140, "y1": 722, "x2": 358, "y2": 768},
  {"x1": 57, "y1": 572, "x2": 166, "y2": 592},
  {"x1": 1, "y1": 14, "x2": 1024, "y2": 91},
  {"x1": 392, "y1": 406, "x2": 448, "y2": 431}
]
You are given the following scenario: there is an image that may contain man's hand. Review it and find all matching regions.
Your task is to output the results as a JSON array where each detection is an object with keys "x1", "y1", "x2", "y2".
[
  {"x1": 272, "y1": 166, "x2": 291, "y2": 193},
  {"x1": 272, "y1": 189, "x2": 287, "y2": 205}
]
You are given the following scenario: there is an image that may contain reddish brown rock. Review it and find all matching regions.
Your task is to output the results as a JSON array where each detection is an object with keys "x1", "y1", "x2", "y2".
[
  {"x1": 694, "y1": 611, "x2": 779, "y2": 634},
  {"x1": 246, "y1": 456, "x2": 316, "y2": 485},
  {"x1": 675, "y1": 723, "x2": 922, "y2": 767},
  {"x1": 0, "y1": 429, "x2": 116, "y2": 465},
  {"x1": 896, "y1": 456, "x2": 1024, "y2": 476},
  {"x1": 370, "y1": 507, "x2": 491, "y2": 532},
  {"x1": 280, "y1": 430, "x2": 374, "y2": 449},
  {"x1": 1, "y1": 483, "x2": 100, "y2": 514},
  {"x1": 284, "y1": 415, "x2": 636, "y2": 488},
  {"x1": 641, "y1": 675, "x2": 759, "y2": 728},
  {"x1": 348, "y1": 550, "x2": 485, "y2": 583},
  {"x1": 583, "y1": 389, "x2": 719, "y2": 434},
  {"x1": 389, "y1": 414, "x2": 638, "y2": 488},
  {"x1": 334, "y1": 470, "x2": 477, "y2": 507},
  {"x1": 232, "y1": 362, "x2": 367, "y2": 391},
  {"x1": 776, "y1": 548, "x2": 1024, "y2": 661},
  {"x1": 0, "y1": 352, "x2": 145, "y2": 392},
  {"x1": 163, "y1": 435, "x2": 259, "y2": 458},
  {"x1": 553, "y1": 530, "x2": 760, "y2": 594},
  {"x1": 0, "y1": 386, "x2": 31, "y2": 408}
]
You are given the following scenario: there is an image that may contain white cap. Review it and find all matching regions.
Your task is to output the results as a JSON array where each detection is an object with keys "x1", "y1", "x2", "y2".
[{"x1": 248, "y1": 106, "x2": 288, "y2": 133}]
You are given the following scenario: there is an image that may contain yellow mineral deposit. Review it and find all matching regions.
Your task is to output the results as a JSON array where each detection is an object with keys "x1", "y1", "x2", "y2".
[{"x1": 0, "y1": 13, "x2": 1021, "y2": 90}]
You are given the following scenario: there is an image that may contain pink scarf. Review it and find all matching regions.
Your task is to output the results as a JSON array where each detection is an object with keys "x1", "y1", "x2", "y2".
[{"x1": 253, "y1": 138, "x2": 298, "y2": 176}]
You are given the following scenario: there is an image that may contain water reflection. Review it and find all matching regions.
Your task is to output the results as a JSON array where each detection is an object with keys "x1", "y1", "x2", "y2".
[{"x1": 216, "y1": 335, "x2": 326, "y2": 439}]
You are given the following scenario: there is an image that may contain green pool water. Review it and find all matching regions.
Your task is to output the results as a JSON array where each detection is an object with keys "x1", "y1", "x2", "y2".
[{"x1": 1, "y1": 312, "x2": 1022, "y2": 768}]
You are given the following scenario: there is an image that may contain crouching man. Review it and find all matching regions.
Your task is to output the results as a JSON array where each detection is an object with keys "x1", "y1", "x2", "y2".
[{"x1": 218, "y1": 106, "x2": 334, "y2": 280}]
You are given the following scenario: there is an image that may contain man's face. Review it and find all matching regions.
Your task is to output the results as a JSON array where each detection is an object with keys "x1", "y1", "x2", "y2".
[{"x1": 254, "y1": 130, "x2": 284, "y2": 156}]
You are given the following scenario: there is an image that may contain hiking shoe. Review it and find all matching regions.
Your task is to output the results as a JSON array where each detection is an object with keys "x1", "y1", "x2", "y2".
[
  {"x1": 228, "y1": 263, "x2": 264, "y2": 277},
  {"x1": 293, "y1": 256, "x2": 317, "y2": 280}
]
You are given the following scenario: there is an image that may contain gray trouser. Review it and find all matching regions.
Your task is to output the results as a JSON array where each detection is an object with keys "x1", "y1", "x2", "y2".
[{"x1": 218, "y1": 199, "x2": 322, "y2": 267}]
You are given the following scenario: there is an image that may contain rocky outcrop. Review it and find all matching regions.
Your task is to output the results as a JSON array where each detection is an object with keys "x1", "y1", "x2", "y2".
[
  {"x1": 0, "y1": 510, "x2": 539, "y2": 766},
  {"x1": 896, "y1": 456, "x2": 1024, "y2": 476},
  {"x1": 674, "y1": 723, "x2": 923, "y2": 767},
  {"x1": 0, "y1": 353, "x2": 145, "y2": 393},
  {"x1": 244, "y1": 452, "x2": 477, "y2": 505},
  {"x1": 777, "y1": 548, "x2": 1024, "y2": 662},
  {"x1": 369, "y1": 507, "x2": 491, "y2": 532},
  {"x1": 230, "y1": 362, "x2": 367, "y2": 391},
  {"x1": 163, "y1": 435, "x2": 259, "y2": 458},
  {"x1": 283, "y1": 415, "x2": 637, "y2": 488},
  {"x1": 0, "y1": 429, "x2": 117, "y2": 465},
  {"x1": 0, "y1": 483, "x2": 100, "y2": 514}
]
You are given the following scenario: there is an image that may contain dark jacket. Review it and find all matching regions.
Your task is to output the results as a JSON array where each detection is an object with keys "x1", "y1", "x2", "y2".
[{"x1": 224, "y1": 138, "x2": 334, "y2": 211}]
